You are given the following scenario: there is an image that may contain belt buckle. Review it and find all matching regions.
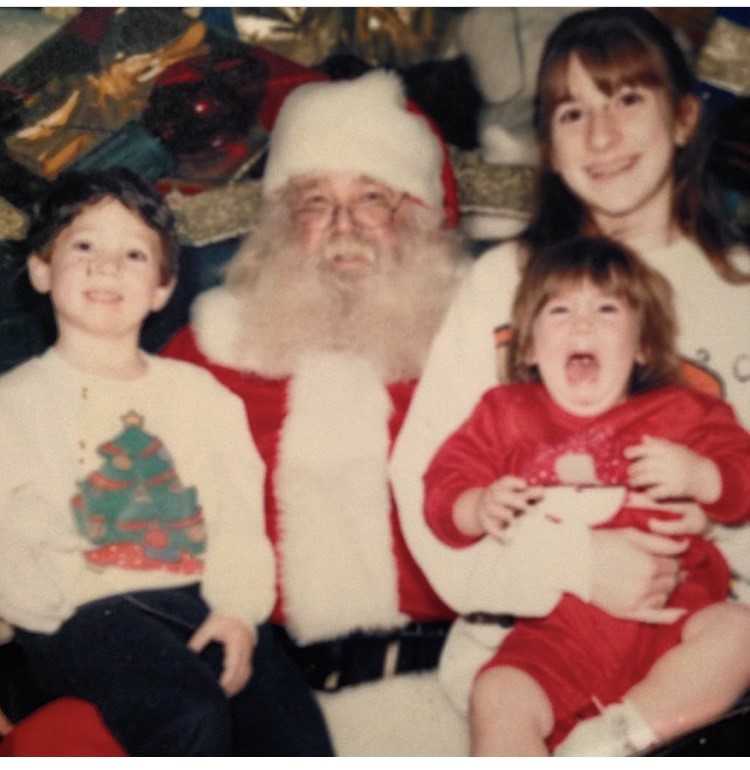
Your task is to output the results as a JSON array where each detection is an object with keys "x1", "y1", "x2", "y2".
[
  {"x1": 464, "y1": 612, "x2": 515, "y2": 627},
  {"x1": 382, "y1": 638, "x2": 400, "y2": 679},
  {"x1": 322, "y1": 668, "x2": 342, "y2": 692}
]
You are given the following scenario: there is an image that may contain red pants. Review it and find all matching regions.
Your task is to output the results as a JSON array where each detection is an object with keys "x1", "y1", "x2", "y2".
[{"x1": 481, "y1": 508, "x2": 731, "y2": 751}]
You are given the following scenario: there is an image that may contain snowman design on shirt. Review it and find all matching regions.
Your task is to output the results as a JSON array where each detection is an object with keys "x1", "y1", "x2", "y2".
[{"x1": 519, "y1": 423, "x2": 634, "y2": 530}]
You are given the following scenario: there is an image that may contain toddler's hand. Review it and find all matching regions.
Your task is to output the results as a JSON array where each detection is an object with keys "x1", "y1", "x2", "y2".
[
  {"x1": 476, "y1": 476, "x2": 543, "y2": 542},
  {"x1": 625, "y1": 436, "x2": 721, "y2": 504}
]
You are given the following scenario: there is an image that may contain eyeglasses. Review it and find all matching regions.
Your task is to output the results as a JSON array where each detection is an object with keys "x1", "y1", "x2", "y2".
[{"x1": 290, "y1": 191, "x2": 405, "y2": 230}]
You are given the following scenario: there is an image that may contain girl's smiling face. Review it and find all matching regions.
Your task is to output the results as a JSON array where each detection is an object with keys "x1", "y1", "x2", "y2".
[
  {"x1": 548, "y1": 54, "x2": 696, "y2": 243},
  {"x1": 526, "y1": 278, "x2": 644, "y2": 417}
]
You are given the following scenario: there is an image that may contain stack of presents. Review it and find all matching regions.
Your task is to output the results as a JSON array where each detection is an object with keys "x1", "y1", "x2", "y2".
[
  {"x1": 1, "y1": 7, "x2": 749, "y2": 371},
  {"x1": 0, "y1": 5, "x2": 749, "y2": 755}
]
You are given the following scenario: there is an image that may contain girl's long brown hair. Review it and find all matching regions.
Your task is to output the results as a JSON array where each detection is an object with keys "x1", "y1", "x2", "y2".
[{"x1": 524, "y1": 7, "x2": 749, "y2": 285}]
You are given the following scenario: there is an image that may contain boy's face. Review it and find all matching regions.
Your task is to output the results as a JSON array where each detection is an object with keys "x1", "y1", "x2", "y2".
[
  {"x1": 526, "y1": 279, "x2": 643, "y2": 417},
  {"x1": 28, "y1": 197, "x2": 174, "y2": 345}
]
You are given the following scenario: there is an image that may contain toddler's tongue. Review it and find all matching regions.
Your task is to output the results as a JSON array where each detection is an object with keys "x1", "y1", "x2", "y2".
[{"x1": 566, "y1": 352, "x2": 598, "y2": 384}]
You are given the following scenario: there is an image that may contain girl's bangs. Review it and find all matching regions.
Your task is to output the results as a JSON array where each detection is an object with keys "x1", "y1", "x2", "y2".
[
  {"x1": 537, "y1": 259, "x2": 637, "y2": 312},
  {"x1": 542, "y1": 36, "x2": 667, "y2": 121}
]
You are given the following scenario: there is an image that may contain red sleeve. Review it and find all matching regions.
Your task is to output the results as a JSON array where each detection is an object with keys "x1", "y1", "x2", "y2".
[
  {"x1": 684, "y1": 396, "x2": 750, "y2": 523},
  {"x1": 423, "y1": 388, "x2": 515, "y2": 547}
]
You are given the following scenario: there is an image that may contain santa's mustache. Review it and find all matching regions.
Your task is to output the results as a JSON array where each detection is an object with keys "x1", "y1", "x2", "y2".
[{"x1": 318, "y1": 234, "x2": 380, "y2": 269}]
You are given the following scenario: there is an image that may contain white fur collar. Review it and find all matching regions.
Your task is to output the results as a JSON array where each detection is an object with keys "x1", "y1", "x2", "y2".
[
  {"x1": 276, "y1": 351, "x2": 406, "y2": 642},
  {"x1": 190, "y1": 286, "x2": 249, "y2": 370}
]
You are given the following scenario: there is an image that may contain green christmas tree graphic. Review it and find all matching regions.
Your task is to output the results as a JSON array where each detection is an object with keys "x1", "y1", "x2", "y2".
[{"x1": 71, "y1": 411, "x2": 206, "y2": 573}]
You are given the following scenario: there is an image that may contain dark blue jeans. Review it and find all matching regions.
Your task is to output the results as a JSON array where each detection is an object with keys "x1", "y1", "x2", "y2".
[{"x1": 14, "y1": 585, "x2": 333, "y2": 756}]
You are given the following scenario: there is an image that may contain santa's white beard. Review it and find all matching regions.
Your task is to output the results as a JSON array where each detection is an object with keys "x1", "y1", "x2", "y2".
[{"x1": 228, "y1": 220, "x2": 465, "y2": 382}]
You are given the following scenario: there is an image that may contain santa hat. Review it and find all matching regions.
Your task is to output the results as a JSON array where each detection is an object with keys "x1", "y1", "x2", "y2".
[{"x1": 262, "y1": 70, "x2": 458, "y2": 226}]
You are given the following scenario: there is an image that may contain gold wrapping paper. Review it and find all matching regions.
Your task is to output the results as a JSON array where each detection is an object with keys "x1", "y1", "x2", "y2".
[{"x1": 697, "y1": 16, "x2": 750, "y2": 96}]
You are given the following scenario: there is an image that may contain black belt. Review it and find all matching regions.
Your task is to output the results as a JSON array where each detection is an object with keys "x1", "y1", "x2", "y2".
[
  {"x1": 463, "y1": 612, "x2": 515, "y2": 628},
  {"x1": 273, "y1": 621, "x2": 451, "y2": 692}
]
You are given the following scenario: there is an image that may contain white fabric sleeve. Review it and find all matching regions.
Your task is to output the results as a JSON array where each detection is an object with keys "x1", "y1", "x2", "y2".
[
  {"x1": 198, "y1": 383, "x2": 275, "y2": 628},
  {"x1": 0, "y1": 482, "x2": 84, "y2": 634},
  {"x1": 391, "y1": 244, "x2": 592, "y2": 615}
]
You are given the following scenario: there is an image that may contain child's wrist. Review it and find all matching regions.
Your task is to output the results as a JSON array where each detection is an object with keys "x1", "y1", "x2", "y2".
[
  {"x1": 453, "y1": 487, "x2": 485, "y2": 537},
  {"x1": 690, "y1": 458, "x2": 721, "y2": 504}
]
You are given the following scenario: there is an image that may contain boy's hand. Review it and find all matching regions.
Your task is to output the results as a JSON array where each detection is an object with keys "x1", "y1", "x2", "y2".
[
  {"x1": 188, "y1": 613, "x2": 256, "y2": 696},
  {"x1": 473, "y1": 476, "x2": 543, "y2": 541},
  {"x1": 625, "y1": 436, "x2": 721, "y2": 504},
  {"x1": 0, "y1": 707, "x2": 13, "y2": 736}
]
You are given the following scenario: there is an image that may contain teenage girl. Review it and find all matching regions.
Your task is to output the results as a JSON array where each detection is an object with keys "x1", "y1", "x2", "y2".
[{"x1": 392, "y1": 6, "x2": 750, "y2": 686}]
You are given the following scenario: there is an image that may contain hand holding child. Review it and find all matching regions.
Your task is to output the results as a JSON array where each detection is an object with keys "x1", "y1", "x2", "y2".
[
  {"x1": 625, "y1": 436, "x2": 722, "y2": 505},
  {"x1": 188, "y1": 614, "x2": 256, "y2": 696}
]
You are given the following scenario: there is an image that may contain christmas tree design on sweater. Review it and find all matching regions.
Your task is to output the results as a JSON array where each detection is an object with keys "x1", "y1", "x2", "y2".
[{"x1": 71, "y1": 410, "x2": 206, "y2": 574}]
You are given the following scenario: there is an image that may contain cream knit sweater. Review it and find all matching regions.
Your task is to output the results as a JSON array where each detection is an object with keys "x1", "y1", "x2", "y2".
[{"x1": 0, "y1": 349, "x2": 274, "y2": 635}]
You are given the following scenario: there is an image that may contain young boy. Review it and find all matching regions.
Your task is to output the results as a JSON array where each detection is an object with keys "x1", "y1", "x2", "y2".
[
  {"x1": 0, "y1": 169, "x2": 331, "y2": 756},
  {"x1": 424, "y1": 237, "x2": 750, "y2": 756}
]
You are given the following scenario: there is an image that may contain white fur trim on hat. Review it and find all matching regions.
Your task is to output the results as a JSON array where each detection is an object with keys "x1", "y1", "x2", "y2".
[{"x1": 262, "y1": 70, "x2": 444, "y2": 210}]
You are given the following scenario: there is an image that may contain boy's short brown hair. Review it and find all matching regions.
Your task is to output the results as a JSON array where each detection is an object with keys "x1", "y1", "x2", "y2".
[{"x1": 26, "y1": 168, "x2": 178, "y2": 285}]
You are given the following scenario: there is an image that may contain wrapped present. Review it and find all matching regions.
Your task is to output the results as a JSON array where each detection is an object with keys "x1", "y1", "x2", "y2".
[
  {"x1": 70, "y1": 121, "x2": 175, "y2": 181},
  {"x1": 233, "y1": 8, "x2": 457, "y2": 69},
  {"x1": 3, "y1": 9, "x2": 207, "y2": 179},
  {"x1": 698, "y1": 11, "x2": 750, "y2": 96},
  {"x1": 142, "y1": 49, "x2": 269, "y2": 181}
]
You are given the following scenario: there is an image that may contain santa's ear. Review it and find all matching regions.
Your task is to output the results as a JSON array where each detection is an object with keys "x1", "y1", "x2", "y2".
[{"x1": 27, "y1": 254, "x2": 51, "y2": 294}]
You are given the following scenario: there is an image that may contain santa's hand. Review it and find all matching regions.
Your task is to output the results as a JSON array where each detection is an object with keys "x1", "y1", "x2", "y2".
[
  {"x1": 590, "y1": 528, "x2": 687, "y2": 624},
  {"x1": 625, "y1": 436, "x2": 721, "y2": 503},
  {"x1": 477, "y1": 476, "x2": 543, "y2": 542},
  {"x1": 188, "y1": 613, "x2": 256, "y2": 696}
]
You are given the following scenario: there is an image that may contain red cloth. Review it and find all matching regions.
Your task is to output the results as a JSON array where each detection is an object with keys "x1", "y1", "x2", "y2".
[
  {"x1": 0, "y1": 698, "x2": 125, "y2": 757},
  {"x1": 425, "y1": 382, "x2": 750, "y2": 750},
  {"x1": 162, "y1": 327, "x2": 453, "y2": 626},
  {"x1": 426, "y1": 383, "x2": 750, "y2": 545}
]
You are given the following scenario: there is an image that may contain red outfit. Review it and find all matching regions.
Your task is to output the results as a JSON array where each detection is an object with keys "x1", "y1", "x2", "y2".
[
  {"x1": 425, "y1": 383, "x2": 750, "y2": 749},
  {"x1": 163, "y1": 326, "x2": 452, "y2": 631},
  {"x1": 0, "y1": 699, "x2": 125, "y2": 757}
]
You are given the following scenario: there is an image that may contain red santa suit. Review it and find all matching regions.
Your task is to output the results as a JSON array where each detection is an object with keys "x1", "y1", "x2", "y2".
[
  {"x1": 163, "y1": 287, "x2": 453, "y2": 645},
  {"x1": 424, "y1": 382, "x2": 750, "y2": 750}
]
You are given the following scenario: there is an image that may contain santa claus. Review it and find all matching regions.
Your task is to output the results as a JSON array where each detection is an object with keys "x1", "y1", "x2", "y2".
[{"x1": 162, "y1": 70, "x2": 471, "y2": 754}]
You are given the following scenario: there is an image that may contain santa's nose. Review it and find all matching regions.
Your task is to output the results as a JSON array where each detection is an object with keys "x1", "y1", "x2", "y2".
[{"x1": 330, "y1": 203, "x2": 356, "y2": 234}]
